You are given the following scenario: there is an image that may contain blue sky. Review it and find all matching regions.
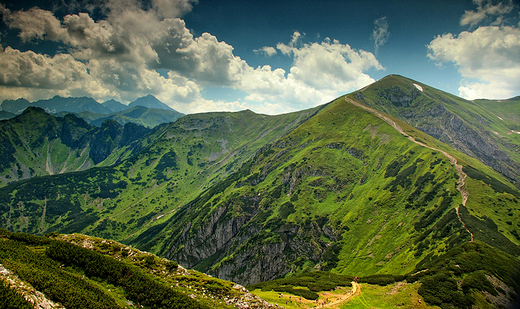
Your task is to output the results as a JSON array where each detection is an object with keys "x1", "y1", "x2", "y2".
[{"x1": 0, "y1": 0, "x2": 519, "y2": 114}]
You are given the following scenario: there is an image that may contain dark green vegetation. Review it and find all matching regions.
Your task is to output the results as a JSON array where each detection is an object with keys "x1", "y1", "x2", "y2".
[
  {"x1": 0, "y1": 281, "x2": 33, "y2": 309},
  {"x1": 0, "y1": 229, "x2": 264, "y2": 308},
  {"x1": 247, "y1": 271, "x2": 353, "y2": 300},
  {"x1": 410, "y1": 241, "x2": 520, "y2": 308},
  {"x1": 252, "y1": 241, "x2": 520, "y2": 308},
  {"x1": 1, "y1": 75, "x2": 520, "y2": 308}
]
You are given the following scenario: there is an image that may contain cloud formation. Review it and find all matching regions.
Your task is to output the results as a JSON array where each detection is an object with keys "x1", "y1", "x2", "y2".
[
  {"x1": 428, "y1": 26, "x2": 520, "y2": 99},
  {"x1": 0, "y1": 1, "x2": 381, "y2": 114},
  {"x1": 371, "y1": 17, "x2": 389, "y2": 55},
  {"x1": 460, "y1": 0, "x2": 514, "y2": 27}
]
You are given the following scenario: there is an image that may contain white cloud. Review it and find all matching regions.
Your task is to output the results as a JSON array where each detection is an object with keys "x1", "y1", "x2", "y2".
[
  {"x1": 428, "y1": 25, "x2": 520, "y2": 99},
  {"x1": 460, "y1": 0, "x2": 514, "y2": 27},
  {"x1": 235, "y1": 34, "x2": 383, "y2": 112},
  {"x1": 0, "y1": 2, "x2": 382, "y2": 114},
  {"x1": 371, "y1": 17, "x2": 390, "y2": 55},
  {"x1": 0, "y1": 5, "x2": 68, "y2": 42},
  {"x1": 254, "y1": 46, "x2": 277, "y2": 57}
]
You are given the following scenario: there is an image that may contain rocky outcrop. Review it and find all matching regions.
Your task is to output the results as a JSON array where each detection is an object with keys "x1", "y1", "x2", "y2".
[
  {"x1": 167, "y1": 196, "x2": 339, "y2": 285},
  {"x1": 378, "y1": 86, "x2": 421, "y2": 107},
  {"x1": 418, "y1": 112, "x2": 518, "y2": 183}
]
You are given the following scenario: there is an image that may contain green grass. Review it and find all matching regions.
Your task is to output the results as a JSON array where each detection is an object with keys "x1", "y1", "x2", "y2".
[{"x1": 340, "y1": 283, "x2": 435, "y2": 309}]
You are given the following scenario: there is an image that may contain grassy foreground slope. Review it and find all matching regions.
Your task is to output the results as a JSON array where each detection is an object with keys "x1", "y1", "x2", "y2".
[
  {"x1": 0, "y1": 107, "x2": 322, "y2": 241},
  {"x1": 131, "y1": 94, "x2": 520, "y2": 288},
  {"x1": 0, "y1": 229, "x2": 275, "y2": 309}
]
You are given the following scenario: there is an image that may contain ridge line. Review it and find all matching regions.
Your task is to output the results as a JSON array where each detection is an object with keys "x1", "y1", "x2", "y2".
[{"x1": 345, "y1": 96, "x2": 474, "y2": 241}]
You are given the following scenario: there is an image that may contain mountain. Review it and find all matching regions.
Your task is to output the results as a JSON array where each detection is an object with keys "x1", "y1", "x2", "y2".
[
  {"x1": 81, "y1": 105, "x2": 184, "y2": 128},
  {"x1": 102, "y1": 99, "x2": 129, "y2": 113},
  {"x1": 0, "y1": 107, "x2": 151, "y2": 186},
  {"x1": 1, "y1": 75, "x2": 519, "y2": 308},
  {"x1": 131, "y1": 93, "x2": 517, "y2": 284},
  {"x1": 351, "y1": 74, "x2": 520, "y2": 186},
  {"x1": 126, "y1": 82, "x2": 520, "y2": 287},
  {"x1": 0, "y1": 106, "x2": 322, "y2": 239},
  {"x1": 33, "y1": 96, "x2": 113, "y2": 114},
  {"x1": 0, "y1": 110, "x2": 16, "y2": 120},
  {"x1": 0, "y1": 98, "x2": 31, "y2": 114},
  {"x1": 129, "y1": 94, "x2": 174, "y2": 111},
  {"x1": 0, "y1": 96, "x2": 112, "y2": 114}
]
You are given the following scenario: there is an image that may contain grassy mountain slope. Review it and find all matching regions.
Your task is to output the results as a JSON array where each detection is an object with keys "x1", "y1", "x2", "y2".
[
  {"x1": 0, "y1": 107, "x2": 150, "y2": 187},
  {"x1": 131, "y1": 93, "x2": 520, "y2": 288},
  {"x1": 0, "y1": 107, "x2": 322, "y2": 241},
  {"x1": 0, "y1": 229, "x2": 275, "y2": 309},
  {"x1": 352, "y1": 75, "x2": 520, "y2": 186}
]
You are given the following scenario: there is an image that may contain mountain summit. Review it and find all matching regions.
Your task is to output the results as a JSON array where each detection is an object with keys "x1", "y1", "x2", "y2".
[
  {"x1": 129, "y1": 94, "x2": 174, "y2": 111},
  {"x1": 351, "y1": 74, "x2": 520, "y2": 186}
]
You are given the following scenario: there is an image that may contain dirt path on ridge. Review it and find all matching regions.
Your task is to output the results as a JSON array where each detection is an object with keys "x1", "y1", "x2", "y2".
[{"x1": 345, "y1": 97, "x2": 473, "y2": 241}]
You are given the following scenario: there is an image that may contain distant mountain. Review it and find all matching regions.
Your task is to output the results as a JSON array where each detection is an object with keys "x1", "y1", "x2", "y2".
[
  {"x1": 129, "y1": 94, "x2": 174, "y2": 111},
  {"x1": 102, "y1": 99, "x2": 129, "y2": 113},
  {"x1": 0, "y1": 96, "x2": 112, "y2": 114},
  {"x1": 0, "y1": 98, "x2": 31, "y2": 114},
  {"x1": 0, "y1": 110, "x2": 16, "y2": 120},
  {"x1": 33, "y1": 96, "x2": 112, "y2": 114},
  {"x1": 0, "y1": 107, "x2": 151, "y2": 186},
  {"x1": 81, "y1": 105, "x2": 184, "y2": 128}
]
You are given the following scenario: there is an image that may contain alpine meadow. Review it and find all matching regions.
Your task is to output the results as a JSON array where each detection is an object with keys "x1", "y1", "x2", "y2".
[{"x1": 1, "y1": 0, "x2": 520, "y2": 307}]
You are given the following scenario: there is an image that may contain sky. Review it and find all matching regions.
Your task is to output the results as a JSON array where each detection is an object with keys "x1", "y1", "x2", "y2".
[{"x1": 0, "y1": 0, "x2": 519, "y2": 114}]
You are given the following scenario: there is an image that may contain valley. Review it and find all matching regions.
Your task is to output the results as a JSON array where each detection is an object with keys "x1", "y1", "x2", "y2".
[{"x1": 1, "y1": 75, "x2": 519, "y2": 308}]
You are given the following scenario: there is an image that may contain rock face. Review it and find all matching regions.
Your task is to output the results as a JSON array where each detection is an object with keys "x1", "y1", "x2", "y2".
[
  {"x1": 167, "y1": 202, "x2": 334, "y2": 285},
  {"x1": 419, "y1": 113, "x2": 517, "y2": 182}
]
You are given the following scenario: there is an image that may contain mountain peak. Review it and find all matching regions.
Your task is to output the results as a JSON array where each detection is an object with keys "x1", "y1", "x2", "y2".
[{"x1": 129, "y1": 95, "x2": 174, "y2": 111}]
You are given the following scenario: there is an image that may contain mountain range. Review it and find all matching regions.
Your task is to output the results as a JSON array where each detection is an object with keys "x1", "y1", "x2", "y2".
[
  {"x1": 0, "y1": 94, "x2": 184, "y2": 129},
  {"x1": 0, "y1": 75, "x2": 519, "y2": 308}
]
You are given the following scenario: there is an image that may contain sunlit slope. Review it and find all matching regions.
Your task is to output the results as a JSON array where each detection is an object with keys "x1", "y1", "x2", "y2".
[
  {"x1": 0, "y1": 107, "x2": 322, "y2": 241},
  {"x1": 132, "y1": 95, "x2": 519, "y2": 286},
  {"x1": 352, "y1": 75, "x2": 520, "y2": 185}
]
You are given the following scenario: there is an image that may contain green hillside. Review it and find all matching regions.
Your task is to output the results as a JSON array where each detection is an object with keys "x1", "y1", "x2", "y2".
[
  {"x1": 0, "y1": 107, "x2": 150, "y2": 187},
  {"x1": 0, "y1": 229, "x2": 273, "y2": 309},
  {"x1": 1, "y1": 76, "x2": 519, "y2": 309},
  {"x1": 351, "y1": 74, "x2": 520, "y2": 186},
  {"x1": 0, "y1": 107, "x2": 322, "y2": 241},
  {"x1": 132, "y1": 93, "x2": 520, "y2": 289}
]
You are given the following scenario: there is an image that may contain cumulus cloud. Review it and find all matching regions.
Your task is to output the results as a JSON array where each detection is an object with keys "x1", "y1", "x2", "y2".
[
  {"x1": 236, "y1": 33, "x2": 383, "y2": 111},
  {"x1": 460, "y1": 0, "x2": 514, "y2": 27},
  {"x1": 371, "y1": 17, "x2": 390, "y2": 55},
  {"x1": 428, "y1": 26, "x2": 520, "y2": 99},
  {"x1": 0, "y1": 1, "x2": 381, "y2": 114}
]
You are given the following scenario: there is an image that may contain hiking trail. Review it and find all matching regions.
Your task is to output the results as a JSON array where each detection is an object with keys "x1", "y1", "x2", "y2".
[{"x1": 345, "y1": 97, "x2": 474, "y2": 241}]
